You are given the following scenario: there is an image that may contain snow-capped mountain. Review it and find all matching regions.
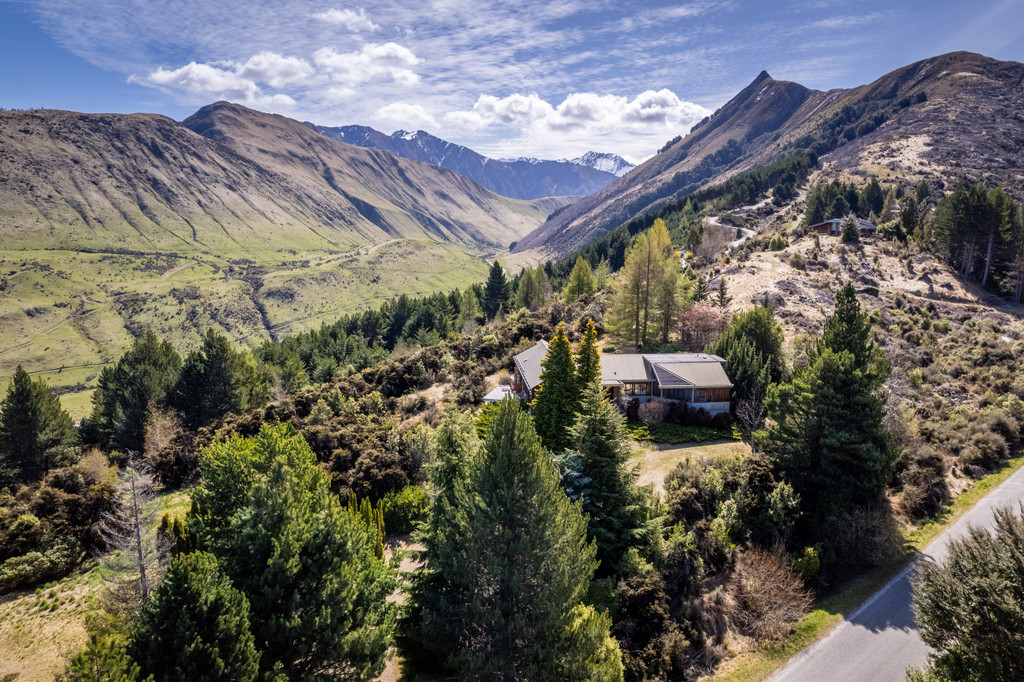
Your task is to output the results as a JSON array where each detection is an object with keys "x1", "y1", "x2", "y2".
[
  {"x1": 308, "y1": 123, "x2": 618, "y2": 200},
  {"x1": 571, "y1": 151, "x2": 635, "y2": 177}
]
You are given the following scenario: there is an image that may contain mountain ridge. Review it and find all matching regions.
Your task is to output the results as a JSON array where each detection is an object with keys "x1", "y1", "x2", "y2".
[
  {"x1": 513, "y1": 51, "x2": 1024, "y2": 258},
  {"x1": 309, "y1": 122, "x2": 620, "y2": 199}
]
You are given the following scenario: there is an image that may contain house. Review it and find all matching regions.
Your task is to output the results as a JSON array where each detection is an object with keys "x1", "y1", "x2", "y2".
[
  {"x1": 809, "y1": 218, "x2": 876, "y2": 238},
  {"x1": 512, "y1": 341, "x2": 732, "y2": 415}
]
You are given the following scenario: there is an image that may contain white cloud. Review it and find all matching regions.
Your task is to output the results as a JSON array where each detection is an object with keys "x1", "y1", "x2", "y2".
[
  {"x1": 376, "y1": 102, "x2": 438, "y2": 129},
  {"x1": 139, "y1": 62, "x2": 297, "y2": 107},
  {"x1": 472, "y1": 93, "x2": 554, "y2": 125},
  {"x1": 311, "y1": 8, "x2": 379, "y2": 32},
  {"x1": 237, "y1": 52, "x2": 313, "y2": 87},
  {"x1": 313, "y1": 42, "x2": 420, "y2": 87}
]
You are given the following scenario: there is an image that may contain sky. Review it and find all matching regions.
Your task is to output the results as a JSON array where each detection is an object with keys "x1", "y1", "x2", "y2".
[{"x1": 1, "y1": 0, "x2": 1023, "y2": 163}]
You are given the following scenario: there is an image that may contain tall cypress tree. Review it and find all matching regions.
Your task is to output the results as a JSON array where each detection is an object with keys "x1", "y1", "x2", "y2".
[
  {"x1": 571, "y1": 381, "x2": 651, "y2": 577},
  {"x1": 405, "y1": 398, "x2": 622, "y2": 680},
  {"x1": 483, "y1": 261, "x2": 511, "y2": 320},
  {"x1": 576, "y1": 320, "x2": 602, "y2": 389},
  {"x1": 531, "y1": 322, "x2": 579, "y2": 452},
  {"x1": 0, "y1": 366, "x2": 76, "y2": 484},
  {"x1": 130, "y1": 552, "x2": 259, "y2": 682}
]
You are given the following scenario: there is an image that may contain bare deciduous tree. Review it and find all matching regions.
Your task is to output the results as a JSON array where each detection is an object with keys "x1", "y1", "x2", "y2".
[
  {"x1": 97, "y1": 452, "x2": 165, "y2": 624},
  {"x1": 731, "y1": 549, "x2": 813, "y2": 642}
]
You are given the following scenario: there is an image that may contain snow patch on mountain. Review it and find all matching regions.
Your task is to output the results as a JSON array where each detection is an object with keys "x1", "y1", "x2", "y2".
[{"x1": 571, "y1": 151, "x2": 635, "y2": 177}]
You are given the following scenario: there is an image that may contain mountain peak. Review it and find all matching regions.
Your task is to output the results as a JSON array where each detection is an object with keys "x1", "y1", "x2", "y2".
[{"x1": 753, "y1": 69, "x2": 772, "y2": 85}]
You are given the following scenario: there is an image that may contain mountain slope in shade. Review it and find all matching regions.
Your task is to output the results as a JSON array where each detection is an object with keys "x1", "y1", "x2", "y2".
[
  {"x1": 571, "y1": 151, "x2": 635, "y2": 177},
  {"x1": 310, "y1": 123, "x2": 617, "y2": 200},
  {"x1": 0, "y1": 102, "x2": 561, "y2": 256},
  {"x1": 514, "y1": 52, "x2": 1024, "y2": 258}
]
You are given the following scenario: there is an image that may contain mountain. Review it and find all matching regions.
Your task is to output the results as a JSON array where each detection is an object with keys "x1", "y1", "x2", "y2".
[
  {"x1": 309, "y1": 124, "x2": 618, "y2": 200},
  {"x1": 514, "y1": 52, "x2": 1024, "y2": 257},
  {"x1": 0, "y1": 102, "x2": 562, "y2": 257},
  {"x1": 571, "y1": 151, "x2": 635, "y2": 177}
]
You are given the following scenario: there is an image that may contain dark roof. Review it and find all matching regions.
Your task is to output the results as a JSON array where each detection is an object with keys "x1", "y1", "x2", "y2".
[{"x1": 513, "y1": 339, "x2": 548, "y2": 391}]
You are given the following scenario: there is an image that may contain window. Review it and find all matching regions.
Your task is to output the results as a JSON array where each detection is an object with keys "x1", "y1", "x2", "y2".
[{"x1": 692, "y1": 388, "x2": 707, "y2": 403}]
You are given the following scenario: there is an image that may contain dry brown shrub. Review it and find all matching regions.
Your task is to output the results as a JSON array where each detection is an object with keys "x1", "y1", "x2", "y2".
[
  {"x1": 731, "y1": 549, "x2": 813, "y2": 642},
  {"x1": 638, "y1": 399, "x2": 670, "y2": 425}
]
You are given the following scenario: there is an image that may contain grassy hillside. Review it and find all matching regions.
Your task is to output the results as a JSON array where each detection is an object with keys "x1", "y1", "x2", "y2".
[{"x1": 0, "y1": 241, "x2": 488, "y2": 418}]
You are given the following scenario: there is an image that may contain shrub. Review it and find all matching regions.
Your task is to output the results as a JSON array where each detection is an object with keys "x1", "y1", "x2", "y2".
[
  {"x1": 0, "y1": 537, "x2": 83, "y2": 594},
  {"x1": 788, "y1": 251, "x2": 805, "y2": 269},
  {"x1": 769, "y1": 234, "x2": 786, "y2": 251},
  {"x1": 380, "y1": 486, "x2": 429, "y2": 534},
  {"x1": 792, "y1": 547, "x2": 820, "y2": 583},
  {"x1": 731, "y1": 549, "x2": 813, "y2": 642},
  {"x1": 638, "y1": 400, "x2": 670, "y2": 425}
]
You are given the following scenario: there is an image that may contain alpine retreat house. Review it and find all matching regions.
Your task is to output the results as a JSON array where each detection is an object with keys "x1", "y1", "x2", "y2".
[{"x1": 512, "y1": 341, "x2": 733, "y2": 415}]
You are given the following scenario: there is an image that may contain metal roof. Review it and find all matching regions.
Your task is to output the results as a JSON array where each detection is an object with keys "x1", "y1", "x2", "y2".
[
  {"x1": 599, "y1": 354, "x2": 648, "y2": 384},
  {"x1": 651, "y1": 361, "x2": 732, "y2": 388},
  {"x1": 512, "y1": 339, "x2": 548, "y2": 391}
]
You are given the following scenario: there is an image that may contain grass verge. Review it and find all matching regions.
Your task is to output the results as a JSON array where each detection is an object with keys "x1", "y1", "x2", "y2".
[{"x1": 713, "y1": 451, "x2": 1024, "y2": 681}]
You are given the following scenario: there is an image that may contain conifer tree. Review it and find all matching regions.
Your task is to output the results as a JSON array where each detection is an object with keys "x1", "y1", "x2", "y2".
[
  {"x1": 609, "y1": 219, "x2": 678, "y2": 348},
  {"x1": 714, "y1": 277, "x2": 733, "y2": 308},
  {"x1": 89, "y1": 330, "x2": 181, "y2": 454},
  {"x1": 840, "y1": 214, "x2": 860, "y2": 244},
  {"x1": 691, "y1": 274, "x2": 710, "y2": 302},
  {"x1": 565, "y1": 256, "x2": 597, "y2": 302},
  {"x1": 173, "y1": 330, "x2": 269, "y2": 429},
  {"x1": 531, "y1": 322, "x2": 579, "y2": 452},
  {"x1": 188, "y1": 425, "x2": 395, "y2": 680},
  {"x1": 405, "y1": 399, "x2": 622, "y2": 680},
  {"x1": 0, "y1": 366, "x2": 76, "y2": 484},
  {"x1": 575, "y1": 320, "x2": 602, "y2": 389},
  {"x1": 483, "y1": 261, "x2": 511, "y2": 320},
  {"x1": 63, "y1": 634, "x2": 149, "y2": 682},
  {"x1": 129, "y1": 552, "x2": 259, "y2": 682},
  {"x1": 571, "y1": 381, "x2": 651, "y2": 577}
]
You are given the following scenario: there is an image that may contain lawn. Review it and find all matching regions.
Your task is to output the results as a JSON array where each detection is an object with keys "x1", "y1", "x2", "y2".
[{"x1": 632, "y1": 439, "x2": 752, "y2": 493}]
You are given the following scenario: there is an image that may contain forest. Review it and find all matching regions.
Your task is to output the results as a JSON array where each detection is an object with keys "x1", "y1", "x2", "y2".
[{"x1": 1, "y1": 170, "x2": 1023, "y2": 681}]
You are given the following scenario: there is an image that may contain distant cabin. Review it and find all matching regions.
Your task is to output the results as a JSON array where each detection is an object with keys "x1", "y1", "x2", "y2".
[
  {"x1": 512, "y1": 341, "x2": 732, "y2": 415},
  {"x1": 809, "y1": 218, "x2": 876, "y2": 238}
]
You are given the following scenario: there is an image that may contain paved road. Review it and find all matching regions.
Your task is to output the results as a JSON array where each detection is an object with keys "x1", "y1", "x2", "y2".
[{"x1": 768, "y1": 463, "x2": 1024, "y2": 682}]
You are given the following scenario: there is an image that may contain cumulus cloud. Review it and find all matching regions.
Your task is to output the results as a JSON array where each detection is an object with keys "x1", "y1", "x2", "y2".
[
  {"x1": 313, "y1": 42, "x2": 420, "y2": 87},
  {"x1": 140, "y1": 61, "x2": 297, "y2": 107},
  {"x1": 237, "y1": 52, "x2": 313, "y2": 87},
  {"x1": 311, "y1": 8, "x2": 379, "y2": 32},
  {"x1": 376, "y1": 102, "x2": 438, "y2": 129}
]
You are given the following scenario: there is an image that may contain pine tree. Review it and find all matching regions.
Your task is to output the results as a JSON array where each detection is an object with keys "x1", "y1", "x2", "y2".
[
  {"x1": 531, "y1": 322, "x2": 580, "y2": 452},
  {"x1": 89, "y1": 330, "x2": 181, "y2": 454},
  {"x1": 714, "y1": 277, "x2": 733, "y2": 308},
  {"x1": 576, "y1": 320, "x2": 602, "y2": 389},
  {"x1": 483, "y1": 261, "x2": 511, "y2": 320},
  {"x1": 0, "y1": 366, "x2": 76, "y2": 484},
  {"x1": 565, "y1": 256, "x2": 596, "y2": 302},
  {"x1": 691, "y1": 275, "x2": 710, "y2": 302},
  {"x1": 571, "y1": 381, "x2": 651, "y2": 577},
  {"x1": 129, "y1": 552, "x2": 259, "y2": 682},
  {"x1": 173, "y1": 330, "x2": 269, "y2": 428},
  {"x1": 840, "y1": 214, "x2": 860, "y2": 244},
  {"x1": 759, "y1": 286, "x2": 893, "y2": 526},
  {"x1": 405, "y1": 398, "x2": 622, "y2": 680},
  {"x1": 63, "y1": 634, "x2": 149, "y2": 682},
  {"x1": 188, "y1": 425, "x2": 396, "y2": 680}
]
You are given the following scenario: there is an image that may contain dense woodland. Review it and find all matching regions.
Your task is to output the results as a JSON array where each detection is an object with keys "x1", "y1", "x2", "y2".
[{"x1": 1, "y1": 166, "x2": 1023, "y2": 680}]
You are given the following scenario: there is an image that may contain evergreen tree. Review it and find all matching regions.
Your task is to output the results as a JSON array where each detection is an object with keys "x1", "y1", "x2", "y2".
[
  {"x1": 565, "y1": 256, "x2": 597, "y2": 302},
  {"x1": 828, "y1": 194, "x2": 850, "y2": 221},
  {"x1": 858, "y1": 176, "x2": 884, "y2": 218},
  {"x1": 129, "y1": 552, "x2": 259, "y2": 682},
  {"x1": 840, "y1": 214, "x2": 860, "y2": 244},
  {"x1": 714, "y1": 277, "x2": 732, "y2": 308},
  {"x1": 707, "y1": 333, "x2": 771, "y2": 412},
  {"x1": 0, "y1": 366, "x2": 76, "y2": 484},
  {"x1": 911, "y1": 506, "x2": 1024, "y2": 681},
  {"x1": 63, "y1": 634, "x2": 149, "y2": 682},
  {"x1": 188, "y1": 425, "x2": 395, "y2": 680},
  {"x1": 405, "y1": 399, "x2": 622, "y2": 680},
  {"x1": 691, "y1": 274, "x2": 710, "y2": 302},
  {"x1": 759, "y1": 286, "x2": 893, "y2": 526},
  {"x1": 571, "y1": 381, "x2": 651, "y2": 577},
  {"x1": 89, "y1": 330, "x2": 181, "y2": 454},
  {"x1": 173, "y1": 330, "x2": 269, "y2": 429},
  {"x1": 716, "y1": 305, "x2": 785, "y2": 383},
  {"x1": 575, "y1": 320, "x2": 602, "y2": 389},
  {"x1": 483, "y1": 261, "x2": 511, "y2": 320},
  {"x1": 531, "y1": 323, "x2": 579, "y2": 452}
]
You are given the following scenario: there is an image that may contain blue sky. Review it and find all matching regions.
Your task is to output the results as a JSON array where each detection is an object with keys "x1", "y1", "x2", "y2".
[{"x1": 1, "y1": 0, "x2": 1023, "y2": 162}]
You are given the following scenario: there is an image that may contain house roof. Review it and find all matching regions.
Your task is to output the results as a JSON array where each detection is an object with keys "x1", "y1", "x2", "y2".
[
  {"x1": 513, "y1": 342, "x2": 733, "y2": 391},
  {"x1": 512, "y1": 339, "x2": 548, "y2": 391},
  {"x1": 599, "y1": 354, "x2": 648, "y2": 385},
  {"x1": 482, "y1": 385, "x2": 514, "y2": 402},
  {"x1": 809, "y1": 218, "x2": 877, "y2": 232}
]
